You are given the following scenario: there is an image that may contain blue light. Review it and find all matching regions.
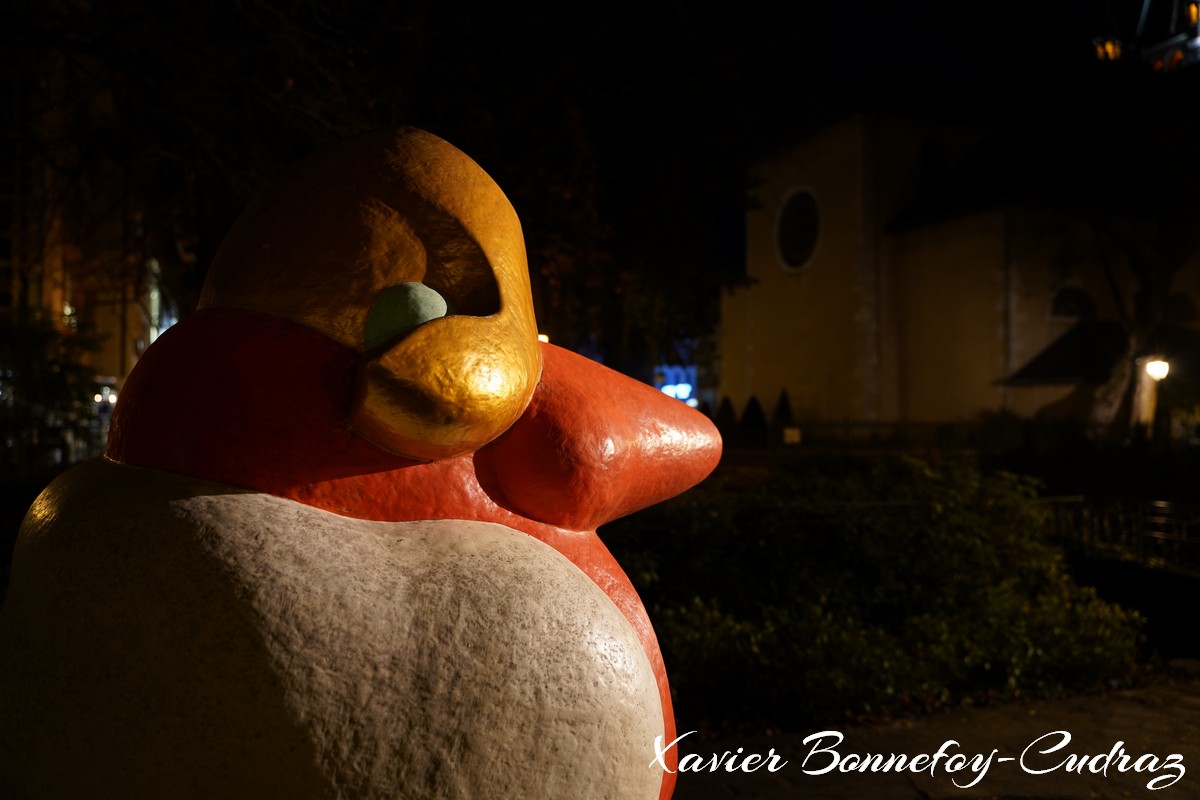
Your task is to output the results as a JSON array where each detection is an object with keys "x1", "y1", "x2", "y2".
[
  {"x1": 660, "y1": 383, "x2": 693, "y2": 400},
  {"x1": 654, "y1": 364, "x2": 698, "y2": 403}
]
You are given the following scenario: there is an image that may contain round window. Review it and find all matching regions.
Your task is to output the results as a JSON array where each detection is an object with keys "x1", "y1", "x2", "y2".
[{"x1": 777, "y1": 190, "x2": 819, "y2": 270}]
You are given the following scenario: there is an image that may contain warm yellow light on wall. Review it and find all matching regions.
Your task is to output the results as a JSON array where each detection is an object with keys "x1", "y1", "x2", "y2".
[
  {"x1": 1146, "y1": 359, "x2": 1170, "y2": 381},
  {"x1": 1094, "y1": 38, "x2": 1122, "y2": 61},
  {"x1": 1189, "y1": 2, "x2": 1198, "y2": 25}
]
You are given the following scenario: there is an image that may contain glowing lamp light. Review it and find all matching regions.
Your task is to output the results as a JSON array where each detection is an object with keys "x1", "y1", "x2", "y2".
[
  {"x1": 537, "y1": 333, "x2": 550, "y2": 343},
  {"x1": 1093, "y1": 37, "x2": 1122, "y2": 61},
  {"x1": 1145, "y1": 360, "x2": 1170, "y2": 381}
]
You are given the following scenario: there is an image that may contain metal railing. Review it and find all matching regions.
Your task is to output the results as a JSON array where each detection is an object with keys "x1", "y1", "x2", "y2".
[
  {"x1": 1045, "y1": 496, "x2": 1200, "y2": 576},
  {"x1": 767, "y1": 419, "x2": 1032, "y2": 451}
]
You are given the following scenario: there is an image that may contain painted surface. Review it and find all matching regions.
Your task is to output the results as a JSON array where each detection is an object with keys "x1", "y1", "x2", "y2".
[
  {"x1": 104, "y1": 306, "x2": 723, "y2": 800},
  {"x1": 2, "y1": 126, "x2": 721, "y2": 799},
  {"x1": 199, "y1": 126, "x2": 542, "y2": 462},
  {"x1": 3, "y1": 461, "x2": 665, "y2": 798}
]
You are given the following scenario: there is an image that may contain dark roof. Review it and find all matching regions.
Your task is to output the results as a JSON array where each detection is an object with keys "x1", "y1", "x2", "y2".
[
  {"x1": 1001, "y1": 320, "x2": 1200, "y2": 386},
  {"x1": 886, "y1": 118, "x2": 1200, "y2": 235}
]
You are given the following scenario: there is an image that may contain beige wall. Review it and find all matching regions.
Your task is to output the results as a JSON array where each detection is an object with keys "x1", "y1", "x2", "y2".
[
  {"x1": 887, "y1": 210, "x2": 1007, "y2": 421},
  {"x1": 722, "y1": 115, "x2": 866, "y2": 421},
  {"x1": 720, "y1": 112, "x2": 1200, "y2": 428}
]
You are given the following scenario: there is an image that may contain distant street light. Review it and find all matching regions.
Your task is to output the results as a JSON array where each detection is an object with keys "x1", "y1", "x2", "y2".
[
  {"x1": 1133, "y1": 356, "x2": 1170, "y2": 435},
  {"x1": 1145, "y1": 359, "x2": 1170, "y2": 381}
]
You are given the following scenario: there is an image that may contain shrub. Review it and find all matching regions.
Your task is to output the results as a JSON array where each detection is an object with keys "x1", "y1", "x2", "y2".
[{"x1": 600, "y1": 455, "x2": 1145, "y2": 731}]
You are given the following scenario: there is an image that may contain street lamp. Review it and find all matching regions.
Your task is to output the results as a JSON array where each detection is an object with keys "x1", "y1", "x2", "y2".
[
  {"x1": 1145, "y1": 359, "x2": 1170, "y2": 381},
  {"x1": 1133, "y1": 356, "x2": 1170, "y2": 437}
]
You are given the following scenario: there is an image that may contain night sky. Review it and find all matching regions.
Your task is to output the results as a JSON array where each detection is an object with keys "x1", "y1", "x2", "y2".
[
  {"x1": 13, "y1": 0, "x2": 1186, "y2": 232},
  {"x1": 8, "y1": 0, "x2": 1197, "y2": 358},
  {"x1": 527, "y1": 0, "x2": 1200, "y2": 295}
]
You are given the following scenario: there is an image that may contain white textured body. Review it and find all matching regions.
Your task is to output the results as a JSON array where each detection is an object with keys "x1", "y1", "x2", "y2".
[{"x1": 0, "y1": 459, "x2": 663, "y2": 799}]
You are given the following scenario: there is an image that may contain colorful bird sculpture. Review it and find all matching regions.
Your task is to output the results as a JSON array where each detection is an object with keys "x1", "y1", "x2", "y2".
[{"x1": 0, "y1": 126, "x2": 721, "y2": 799}]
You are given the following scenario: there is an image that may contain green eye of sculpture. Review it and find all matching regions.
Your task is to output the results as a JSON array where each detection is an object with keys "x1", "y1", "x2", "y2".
[{"x1": 363, "y1": 282, "x2": 451, "y2": 352}]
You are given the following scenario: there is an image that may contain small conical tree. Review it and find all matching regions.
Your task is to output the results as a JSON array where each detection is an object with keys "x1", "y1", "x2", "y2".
[{"x1": 738, "y1": 395, "x2": 768, "y2": 448}]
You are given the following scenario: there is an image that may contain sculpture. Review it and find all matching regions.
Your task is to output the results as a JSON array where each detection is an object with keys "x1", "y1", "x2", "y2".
[{"x1": 0, "y1": 127, "x2": 721, "y2": 799}]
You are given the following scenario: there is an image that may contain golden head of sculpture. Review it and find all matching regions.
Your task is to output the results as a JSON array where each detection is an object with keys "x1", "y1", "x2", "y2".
[{"x1": 198, "y1": 127, "x2": 542, "y2": 461}]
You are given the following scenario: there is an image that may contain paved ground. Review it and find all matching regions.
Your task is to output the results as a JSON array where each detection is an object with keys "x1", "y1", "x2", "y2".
[{"x1": 670, "y1": 662, "x2": 1200, "y2": 799}]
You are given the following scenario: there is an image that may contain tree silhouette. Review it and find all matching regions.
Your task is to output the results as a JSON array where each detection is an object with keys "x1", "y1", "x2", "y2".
[{"x1": 5, "y1": 1, "x2": 755, "y2": 377}]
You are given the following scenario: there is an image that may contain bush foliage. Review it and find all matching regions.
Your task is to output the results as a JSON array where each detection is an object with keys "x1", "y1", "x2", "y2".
[{"x1": 600, "y1": 455, "x2": 1145, "y2": 731}]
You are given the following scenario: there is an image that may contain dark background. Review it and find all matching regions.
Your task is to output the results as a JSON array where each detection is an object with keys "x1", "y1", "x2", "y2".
[{"x1": 7, "y1": 0, "x2": 1187, "y2": 370}]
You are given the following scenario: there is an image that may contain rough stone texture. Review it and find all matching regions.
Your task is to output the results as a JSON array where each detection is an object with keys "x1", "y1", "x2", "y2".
[{"x1": 0, "y1": 459, "x2": 664, "y2": 799}]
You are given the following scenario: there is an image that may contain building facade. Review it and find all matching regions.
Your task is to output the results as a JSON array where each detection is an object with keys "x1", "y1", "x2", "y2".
[
  {"x1": 718, "y1": 112, "x2": 1200, "y2": 443},
  {"x1": 1, "y1": 60, "x2": 176, "y2": 473}
]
